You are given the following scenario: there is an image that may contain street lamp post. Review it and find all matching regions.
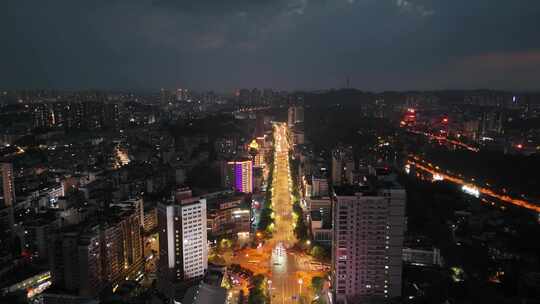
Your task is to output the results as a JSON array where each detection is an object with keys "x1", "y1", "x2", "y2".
[{"x1": 298, "y1": 278, "x2": 303, "y2": 300}]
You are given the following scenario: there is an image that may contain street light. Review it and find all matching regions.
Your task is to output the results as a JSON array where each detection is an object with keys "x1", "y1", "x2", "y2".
[{"x1": 298, "y1": 278, "x2": 303, "y2": 297}]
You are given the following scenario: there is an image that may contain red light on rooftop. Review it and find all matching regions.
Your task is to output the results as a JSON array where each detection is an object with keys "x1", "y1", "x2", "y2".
[
  {"x1": 442, "y1": 118, "x2": 449, "y2": 123},
  {"x1": 516, "y1": 144, "x2": 523, "y2": 149}
]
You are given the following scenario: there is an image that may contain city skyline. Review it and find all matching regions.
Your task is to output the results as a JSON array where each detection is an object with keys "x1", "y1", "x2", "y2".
[
  {"x1": 1, "y1": 89, "x2": 540, "y2": 303},
  {"x1": 2, "y1": 1, "x2": 540, "y2": 91}
]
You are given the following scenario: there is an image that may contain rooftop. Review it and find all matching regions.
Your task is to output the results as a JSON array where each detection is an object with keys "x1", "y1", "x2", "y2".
[
  {"x1": 182, "y1": 282, "x2": 226, "y2": 304},
  {"x1": 333, "y1": 184, "x2": 375, "y2": 196},
  {"x1": 334, "y1": 179, "x2": 403, "y2": 196},
  {"x1": 377, "y1": 180, "x2": 404, "y2": 190}
]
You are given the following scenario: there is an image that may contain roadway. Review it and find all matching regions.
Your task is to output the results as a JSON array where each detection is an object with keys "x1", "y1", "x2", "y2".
[
  {"x1": 407, "y1": 129, "x2": 480, "y2": 152},
  {"x1": 268, "y1": 122, "x2": 303, "y2": 304},
  {"x1": 407, "y1": 155, "x2": 540, "y2": 212},
  {"x1": 225, "y1": 122, "x2": 324, "y2": 303}
]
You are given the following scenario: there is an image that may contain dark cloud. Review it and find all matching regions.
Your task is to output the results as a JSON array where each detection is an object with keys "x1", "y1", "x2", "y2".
[{"x1": 1, "y1": 0, "x2": 540, "y2": 91}]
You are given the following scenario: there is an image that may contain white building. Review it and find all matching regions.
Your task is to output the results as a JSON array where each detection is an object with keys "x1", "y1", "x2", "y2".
[
  {"x1": 158, "y1": 197, "x2": 208, "y2": 285},
  {"x1": 332, "y1": 182, "x2": 406, "y2": 303}
]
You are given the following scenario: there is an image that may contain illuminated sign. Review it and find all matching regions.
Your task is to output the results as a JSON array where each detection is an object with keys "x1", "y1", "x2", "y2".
[{"x1": 249, "y1": 139, "x2": 259, "y2": 150}]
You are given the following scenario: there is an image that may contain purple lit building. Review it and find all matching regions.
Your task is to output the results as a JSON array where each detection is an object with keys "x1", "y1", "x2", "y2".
[{"x1": 222, "y1": 160, "x2": 253, "y2": 193}]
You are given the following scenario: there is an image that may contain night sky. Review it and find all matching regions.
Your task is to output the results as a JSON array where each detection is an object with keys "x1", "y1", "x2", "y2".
[{"x1": 2, "y1": 0, "x2": 540, "y2": 91}]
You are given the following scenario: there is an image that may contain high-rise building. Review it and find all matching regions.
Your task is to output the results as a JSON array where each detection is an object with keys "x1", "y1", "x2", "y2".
[
  {"x1": 0, "y1": 164, "x2": 15, "y2": 259},
  {"x1": 49, "y1": 205, "x2": 143, "y2": 297},
  {"x1": 111, "y1": 198, "x2": 144, "y2": 229},
  {"x1": 50, "y1": 226, "x2": 103, "y2": 297},
  {"x1": 160, "y1": 88, "x2": 172, "y2": 106},
  {"x1": 248, "y1": 139, "x2": 264, "y2": 168},
  {"x1": 255, "y1": 112, "x2": 265, "y2": 138},
  {"x1": 331, "y1": 147, "x2": 354, "y2": 186},
  {"x1": 291, "y1": 126, "x2": 305, "y2": 146},
  {"x1": 221, "y1": 160, "x2": 253, "y2": 193},
  {"x1": 101, "y1": 207, "x2": 144, "y2": 287},
  {"x1": 311, "y1": 174, "x2": 329, "y2": 197},
  {"x1": 157, "y1": 197, "x2": 208, "y2": 285},
  {"x1": 16, "y1": 217, "x2": 60, "y2": 260},
  {"x1": 332, "y1": 180, "x2": 406, "y2": 303},
  {"x1": 287, "y1": 106, "x2": 304, "y2": 127},
  {"x1": 176, "y1": 88, "x2": 189, "y2": 102},
  {"x1": 1, "y1": 162, "x2": 15, "y2": 207},
  {"x1": 288, "y1": 106, "x2": 295, "y2": 127},
  {"x1": 295, "y1": 106, "x2": 304, "y2": 124}
]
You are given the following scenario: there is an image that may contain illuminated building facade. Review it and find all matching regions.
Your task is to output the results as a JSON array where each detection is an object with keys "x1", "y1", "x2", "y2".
[
  {"x1": 248, "y1": 139, "x2": 264, "y2": 167},
  {"x1": 0, "y1": 163, "x2": 15, "y2": 235},
  {"x1": 233, "y1": 160, "x2": 253, "y2": 193},
  {"x1": 157, "y1": 197, "x2": 208, "y2": 284},
  {"x1": 101, "y1": 208, "x2": 144, "y2": 287},
  {"x1": 1, "y1": 162, "x2": 15, "y2": 207},
  {"x1": 207, "y1": 195, "x2": 251, "y2": 238},
  {"x1": 143, "y1": 207, "x2": 158, "y2": 233},
  {"x1": 222, "y1": 160, "x2": 253, "y2": 193}
]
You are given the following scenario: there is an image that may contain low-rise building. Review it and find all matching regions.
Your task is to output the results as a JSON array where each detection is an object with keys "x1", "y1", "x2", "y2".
[
  {"x1": 402, "y1": 247, "x2": 443, "y2": 267},
  {"x1": 207, "y1": 194, "x2": 251, "y2": 239}
]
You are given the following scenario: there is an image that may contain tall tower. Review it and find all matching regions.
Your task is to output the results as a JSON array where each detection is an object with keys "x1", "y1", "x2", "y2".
[
  {"x1": 160, "y1": 88, "x2": 168, "y2": 105},
  {"x1": 332, "y1": 182, "x2": 406, "y2": 303},
  {"x1": 1, "y1": 162, "x2": 15, "y2": 207},
  {"x1": 158, "y1": 197, "x2": 208, "y2": 284},
  {"x1": 0, "y1": 163, "x2": 15, "y2": 253},
  {"x1": 288, "y1": 106, "x2": 295, "y2": 127},
  {"x1": 288, "y1": 106, "x2": 304, "y2": 127},
  {"x1": 331, "y1": 155, "x2": 343, "y2": 187}
]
